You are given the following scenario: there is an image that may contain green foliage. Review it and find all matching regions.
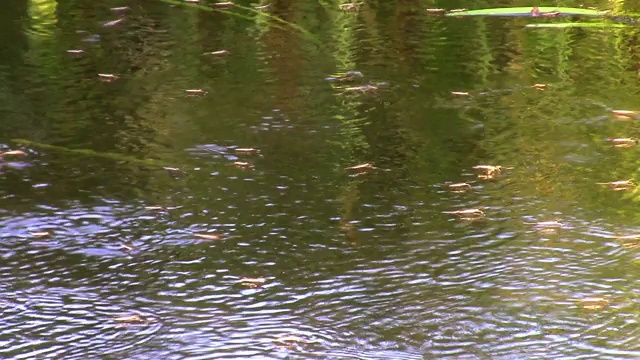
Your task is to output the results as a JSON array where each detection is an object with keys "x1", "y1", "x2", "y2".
[
  {"x1": 445, "y1": 7, "x2": 605, "y2": 17},
  {"x1": 154, "y1": 0, "x2": 318, "y2": 41},
  {"x1": 12, "y1": 138, "x2": 168, "y2": 167},
  {"x1": 525, "y1": 22, "x2": 628, "y2": 28}
]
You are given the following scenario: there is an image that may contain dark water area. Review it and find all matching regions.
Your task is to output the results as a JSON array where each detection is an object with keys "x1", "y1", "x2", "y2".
[{"x1": 2, "y1": 0, "x2": 640, "y2": 358}]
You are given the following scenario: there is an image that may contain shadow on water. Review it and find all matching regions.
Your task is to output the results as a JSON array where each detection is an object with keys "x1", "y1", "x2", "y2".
[{"x1": 3, "y1": 0, "x2": 640, "y2": 359}]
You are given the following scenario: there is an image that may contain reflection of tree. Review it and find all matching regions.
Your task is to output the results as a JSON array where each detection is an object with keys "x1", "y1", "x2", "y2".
[
  {"x1": 6, "y1": 0, "x2": 640, "y2": 215},
  {"x1": 0, "y1": 0, "x2": 36, "y2": 140},
  {"x1": 256, "y1": 2, "x2": 305, "y2": 115}
]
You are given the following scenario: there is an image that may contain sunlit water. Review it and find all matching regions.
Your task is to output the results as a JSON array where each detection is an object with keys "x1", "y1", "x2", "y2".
[{"x1": 2, "y1": 1, "x2": 640, "y2": 359}]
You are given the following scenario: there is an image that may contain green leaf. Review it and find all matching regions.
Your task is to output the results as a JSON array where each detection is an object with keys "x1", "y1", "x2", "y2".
[
  {"x1": 445, "y1": 7, "x2": 606, "y2": 17},
  {"x1": 525, "y1": 22, "x2": 628, "y2": 28}
]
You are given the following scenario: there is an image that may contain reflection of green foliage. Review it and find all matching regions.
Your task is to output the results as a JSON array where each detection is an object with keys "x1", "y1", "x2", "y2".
[
  {"x1": 28, "y1": 0, "x2": 57, "y2": 36},
  {"x1": 155, "y1": 0, "x2": 317, "y2": 41},
  {"x1": 526, "y1": 22, "x2": 627, "y2": 28},
  {"x1": 445, "y1": 7, "x2": 605, "y2": 17},
  {"x1": 13, "y1": 138, "x2": 171, "y2": 168},
  {"x1": 8, "y1": 0, "x2": 640, "y2": 226}
]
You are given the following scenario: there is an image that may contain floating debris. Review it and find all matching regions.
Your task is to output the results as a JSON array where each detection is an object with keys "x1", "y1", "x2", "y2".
[
  {"x1": 239, "y1": 277, "x2": 266, "y2": 288},
  {"x1": 204, "y1": 50, "x2": 230, "y2": 56},
  {"x1": 114, "y1": 314, "x2": 147, "y2": 324},
  {"x1": 254, "y1": 4, "x2": 270, "y2": 10},
  {"x1": 597, "y1": 180, "x2": 634, "y2": 191},
  {"x1": 445, "y1": 7, "x2": 602, "y2": 17},
  {"x1": 611, "y1": 110, "x2": 638, "y2": 120},
  {"x1": 618, "y1": 234, "x2": 640, "y2": 241},
  {"x1": 606, "y1": 138, "x2": 638, "y2": 148},
  {"x1": 339, "y1": 3, "x2": 358, "y2": 11},
  {"x1": 98, "y1": 73, "x2": 118, "y2": 82},
  {"x1": 326, "y1": 70, "x2": 364, "y2": 83},
  {"x1": 120, "y1": 243, "x2": 136, "y2": 251},
  {"x1": 162, "y1": 167, "x2": 184, "y2": 177},
  {"x1": 110, "y1": 6, "x2": 130, "y2": 13},
  {"x1": 451, "y1": 91, "x2": 471, "y2": 97},
  {"x1": 346, "y1": 163, "x2": 376, "y2": 171},
  {"x1": 525, "y1": 220, "x2": 564, "y2": 234},
  {"x1": 447, "y1": 182, "x2": 473, "y2": 193},
  {"x1": 235, "y1": 148, "x2": 258, "y2": 155},
  {"x1": 66, "y1": 49, "x2": 85, "y2": 55},
  {"x1": 345, "y1": 163, "x2": 377, "y2": 176},
  {"x1": 426, "y1": 8, "x2": 447, "y2": 14},
  {"x1": 343, "y1": 84, "x2": 379, "y2": 93},
  {"x1": 442, "y1": 208, "x2": 485, "y2": 220},
  {"x1": 213, "y1": 1, "x2": 234, "y2": 8},
  {"x1": 531, "y1": 220, "x2": 563, "y2": 228},
  {"x1": 531, "y1": 83, "x2": 547, "y2": 91},
  {"x1": 571, "y1": 296, "x2": 609, "y2": 310},
  {"x1": 531, "y1": 6, "x2": 560, "y2": 17},
  {"x1": 273, "y1": 334, "x2": 315, "y2": 349},
  {"x1": 473, "y1": 165, "x2": 510, "y2": 173},
  {"x1": 102, "y1": 18, "x2": 125, "y2": 27},
  {"x1": 81, "y1": 34, "x2": 101, "y2": 43},
  {"x1": 144, "y1": 206, "x2": 165, "y2": 211},
  {"x1": 0, "y1": 150, "x2": 27, "y2": 157},
  {"x1": 185, "y1": 89, "x2": 207, "y2": 97},
  {"x1": 233, "y1": 161, "x2": 253, "y2": 169},
  {"x1": 528, "y1": 22, "x2": 616, "y2": 29},
  {"x1": 619, "y1": 235, "x2": 640, "y2": 249},
  {"x1": 473, "y1": 165, "x2": 511, "y2": 179},
  {"x1": 31, "y1": 231, "x2": 51, "y2": 238},
  {"x1": 194, "y1": 233, "x2": 225, "y2": 241}
]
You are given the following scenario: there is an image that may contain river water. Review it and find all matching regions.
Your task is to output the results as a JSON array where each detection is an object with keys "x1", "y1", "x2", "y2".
[{"x1": 2, "y1": 1, "x2": 640, "y2": 359}]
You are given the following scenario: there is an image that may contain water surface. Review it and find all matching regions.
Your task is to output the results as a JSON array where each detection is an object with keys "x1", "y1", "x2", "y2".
[{"x1": 2, "y1": 1, "x2": 640, "y2": 359}]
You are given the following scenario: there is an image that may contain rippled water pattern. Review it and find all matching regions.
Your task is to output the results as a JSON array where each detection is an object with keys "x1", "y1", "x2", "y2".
[{"x1": 2, "y1": 0, "x2": 640, "y2": 359}]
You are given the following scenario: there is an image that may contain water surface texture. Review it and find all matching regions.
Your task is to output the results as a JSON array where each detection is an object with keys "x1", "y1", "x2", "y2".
[{"x1": 2, "y1": 0, "x2": 640, "y2": 359}]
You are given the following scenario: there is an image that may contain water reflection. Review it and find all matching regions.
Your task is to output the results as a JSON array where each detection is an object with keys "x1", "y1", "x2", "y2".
[{"x1": 4, "y1": 0, "x2": 640, "y2": 359}]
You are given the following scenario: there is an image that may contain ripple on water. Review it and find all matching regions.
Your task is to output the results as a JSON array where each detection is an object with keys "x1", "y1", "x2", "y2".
[{"x1": 2, "y1": 172, "x2": 640, "y2": 358}]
